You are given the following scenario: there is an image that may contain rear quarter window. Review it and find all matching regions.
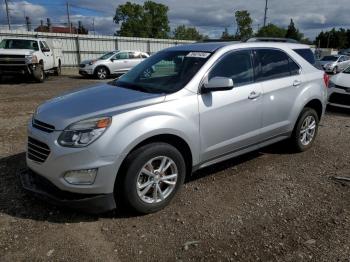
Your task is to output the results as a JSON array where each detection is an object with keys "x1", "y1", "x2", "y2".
[{"x1": 293, "y1": 48, "x2": 316, "y2": 66}]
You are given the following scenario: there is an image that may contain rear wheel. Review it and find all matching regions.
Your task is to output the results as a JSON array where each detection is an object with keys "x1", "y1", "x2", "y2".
[
  {"x1": 95, "y1": 66, "x2": 109, "y2": 80},
  {"x1": 117, "y1": 143, "x2": 186, "y2": 214},
  {"x1": 54, "y1": 62, "x2": 61, "y2": 76},
  {"x1": 290, "y1": 108, "x2": 319, "y2": 152}
]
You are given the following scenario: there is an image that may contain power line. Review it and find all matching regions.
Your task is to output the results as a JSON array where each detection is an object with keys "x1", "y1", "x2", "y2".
[{"x1": 66, "y1": 1, "x2": 71, "y2": 33}]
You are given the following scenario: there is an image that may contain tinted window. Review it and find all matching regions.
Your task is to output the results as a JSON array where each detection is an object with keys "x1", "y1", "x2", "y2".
[
  {"x1": 255, "y1": 49, "x2": 290, "y2": 81},
  {"x1": 99, "y1": 52, "x2": 115, "y2": 60},
  {"x1": 289, "y1": 58, "x2": 300, "y2": 75},
  {"x1": 0, "y1": 39, "x2": 39, "y2": 51},
  {"x1": 293, "y1": 49, "x2": 316, "y2": 65},
  {"x1": 209, "y1": 50, "x2": 254, "y2": 87},
  {"x1": 321, "y1": 56, "x2": 338, "y2": 61}
]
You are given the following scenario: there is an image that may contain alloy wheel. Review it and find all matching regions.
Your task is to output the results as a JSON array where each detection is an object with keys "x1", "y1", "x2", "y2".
[
  {"x1": 136, "y1": 156, "x2": 178, "y2": 204},
  {"x1": 299, "y1": 115, "x2": 316, "y2": 146}
]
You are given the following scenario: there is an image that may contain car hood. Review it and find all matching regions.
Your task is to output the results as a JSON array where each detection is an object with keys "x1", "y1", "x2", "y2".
[
  {"x1": 320, "y1": 60, "x2": 335, "y2": 66},
  {"x1": 0, "y1": 48, "x2": 34, "y2": 56},
  {"x1": 331, "y1": 73, "x2": 350, "y2": 88},
  {"x1": 80, "y1": 59, "x2": 95, "y2": 65},
  {"x1": 35, "y1": 83, "x2": 166, "y2": 130}
]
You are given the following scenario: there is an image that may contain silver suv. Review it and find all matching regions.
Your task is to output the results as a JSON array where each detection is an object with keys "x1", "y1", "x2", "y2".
[
  {"x1": 79, "y1": 50, "x2": 149, "y2": 79},
  {"x1": 22, "y1": 42, "x2": 328, "y2": 214}
]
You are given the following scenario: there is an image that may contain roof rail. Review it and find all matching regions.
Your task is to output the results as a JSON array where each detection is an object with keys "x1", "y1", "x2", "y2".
[{"x1": 247, "y1": 37, "x2": 299, "y2": 43}]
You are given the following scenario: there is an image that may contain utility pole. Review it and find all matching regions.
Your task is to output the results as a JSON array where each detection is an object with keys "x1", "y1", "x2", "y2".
[
  {"x1": 5, "y1": 0, "x2": 11, "y2": 30},
  {"x1": 66, "y1": 2, "x2": 71, "y2": 33},
  {"x1": 263, "y1": 0, "x2": 268, "y2": 27},
  {"x1": 25, "y1": 16, "x2": 31, "y2": 31},
  {"x1": 92, "y1": 18, "x2": 95, "y2": 35}
]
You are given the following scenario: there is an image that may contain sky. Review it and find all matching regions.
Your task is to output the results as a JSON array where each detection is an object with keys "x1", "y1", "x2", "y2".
[{"x1": 1, "y1": 0, "x2": 349, "y2": 40}]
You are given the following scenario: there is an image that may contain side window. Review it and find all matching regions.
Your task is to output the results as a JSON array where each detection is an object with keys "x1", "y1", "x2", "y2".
[
  {"x1": 115, "y1": 52, "x2": 128, "y2": 60},
  {"x1": 289, "y1": 58, "x2": 300, "y2": 76},
  {"x1": 43, "y1": 41, "x2": 50, "y2": 51},
  {"x1": 209, "y1": 50, "x2": 254, "y2": 87},
  {"x1": 128, "y1": 52, "x2": 141, "y2": 59},
  {"x1": 39, "y1": 41, "x2": 45, "y2": 51},
  {"x1": 255, "y1": 49, "x2": 290, "y2": 81}
]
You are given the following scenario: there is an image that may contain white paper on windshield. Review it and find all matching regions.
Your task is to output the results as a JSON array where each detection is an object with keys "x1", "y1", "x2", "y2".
[{"x1": 186, "y1": 52, "x2": 211, "y2": 58}]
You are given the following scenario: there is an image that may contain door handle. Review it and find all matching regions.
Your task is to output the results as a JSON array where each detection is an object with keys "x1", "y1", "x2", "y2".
[
  {"x1": 293, "y1": 80, "x2": 302, "y2": 86},
  {"x1": 248, "y1": 91, "x2": 261, "y2": 100}
]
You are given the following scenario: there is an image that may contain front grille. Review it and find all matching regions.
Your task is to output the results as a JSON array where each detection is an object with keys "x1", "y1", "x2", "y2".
[
  {"x1": 329, "y1": 93, "x2": 350, "y2": 106},
  {"x1": 0, "y1": 54, "x2": 26, "y2": 65},
  {"x1": 79, "y1": 64, "x2": 86, "y2": 68},
  {"x1": 335, "y1": 85, "x2": 350, "y2": 92},
  {"x1": 33, "y1": 119, "x2": 55, "y2": 133},
  {"x1": 27, "y1": 137, "x2": 50, "y2": 163}
]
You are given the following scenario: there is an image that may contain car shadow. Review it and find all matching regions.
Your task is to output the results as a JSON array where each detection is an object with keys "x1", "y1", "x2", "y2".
[
  {"x1": 1, "y1": 141, "x2": 295, "y2": 222},
  {"x1": 326, "y1": 105, "x2": 350, "y2": 116}
]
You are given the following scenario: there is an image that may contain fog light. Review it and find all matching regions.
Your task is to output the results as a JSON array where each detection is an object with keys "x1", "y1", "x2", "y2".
[{"x1": 64, "y1": 169, "x2": 97, "y2": 185}]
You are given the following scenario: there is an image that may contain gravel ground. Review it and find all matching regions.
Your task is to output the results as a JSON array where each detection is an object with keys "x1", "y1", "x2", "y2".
[{"x1": 0, "y1": 75, "x2": 350, "y2": 262}]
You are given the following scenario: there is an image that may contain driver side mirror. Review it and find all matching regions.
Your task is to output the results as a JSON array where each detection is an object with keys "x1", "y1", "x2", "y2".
[{"x1": 202, "y1": 77, "x2": 234, "y2": 92}]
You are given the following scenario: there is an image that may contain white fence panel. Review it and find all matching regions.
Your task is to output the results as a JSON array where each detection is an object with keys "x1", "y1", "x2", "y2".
[{"x1": 0, "y1": 30, "x2": 194, "y2": 66}]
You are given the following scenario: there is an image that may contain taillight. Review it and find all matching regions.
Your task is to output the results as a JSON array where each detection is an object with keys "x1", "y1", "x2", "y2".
[{"x1": 323, "y1": 73, "x2": 330, "y2": 88}]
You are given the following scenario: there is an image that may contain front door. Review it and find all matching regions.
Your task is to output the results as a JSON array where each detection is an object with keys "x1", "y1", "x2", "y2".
[{"x1": 198, "y1": 50, "x2": 263, "y2": 163}]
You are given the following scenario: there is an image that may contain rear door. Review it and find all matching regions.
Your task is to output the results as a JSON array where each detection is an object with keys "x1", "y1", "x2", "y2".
[
  {"x1": 254, "y1": 48, "x2": 302, "y2": 140},
  {"x1": 128, "y1": 52, "x2": 143, "y2": 69}
]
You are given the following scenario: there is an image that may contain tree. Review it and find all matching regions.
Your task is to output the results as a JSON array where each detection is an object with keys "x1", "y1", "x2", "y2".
[
  {"x1": 234, "y1": 10, "x2": 253, "y2": 41},
  {"x1": 221, "y1": 27, "x2": 235, "y2": 40},
  {"x1": 315, "y1": 28, "x2": 350, "y2": 49},
  {"x1": 173, "y1": 25, "x2": 204, "y2": 41},
  {"x1": 255, "y1": 23, "x2": 286, "y2": 38},
  {"x1": 285, "y1": 19, "x2": 303, "y2": 41},
  {"x1": 113, "y1": 1, "x2": 170, "y2": 38}
]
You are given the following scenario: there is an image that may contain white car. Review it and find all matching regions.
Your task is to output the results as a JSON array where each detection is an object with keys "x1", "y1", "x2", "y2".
[
  {"x1": 320, "y1": 55, "x2": 350, "y2": 74},
  {"x1": 79, "y1": 50, "x2": 149, "y2": 80},
  {"x1": 0, "y1": 38, "x2": 62, "y2": 82},
  {"x1": 328, "y1": 66, "x2": 350, "y2": 109}
]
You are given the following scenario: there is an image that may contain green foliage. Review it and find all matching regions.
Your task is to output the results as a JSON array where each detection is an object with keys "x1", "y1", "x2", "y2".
[
  {"x1": 256, "y1": 23, "x2": 286, "y2": 38},
  {"x1": 173, "y1": 25, "x2": 204, "y2": 41},
  {"x1": 285, "y1": 19, "x2": 303, "y2": 41},
  {"x1": 315, "y1": 28, "x2": 350, "y2": 49},
  {"x1": 114, "y1": 1, "x2": 170, "y2": 38},
  {"x1": 234, "y1": 10, "x2": 253, "y2": 41}
]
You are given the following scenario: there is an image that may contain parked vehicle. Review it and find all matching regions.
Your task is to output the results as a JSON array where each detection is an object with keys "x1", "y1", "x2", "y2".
[
  {"x1": 328, "y1": 66, "x2": 350, "y2": 109},
  {"x1": 21, "y1": 42, "x2": 328, "y2": 214},
  {"x1": 79, "y1": 50, "x2": 149, "y2": 80},
  {"x1": 319, "y1": 55, "x2": 350, "y2": 74},
  {"x1": 0, "y1": 38, "x2": 62, "y2": 82},
  {"x1": 339, "y1": 48, "x2": 350, "y2": 56}
]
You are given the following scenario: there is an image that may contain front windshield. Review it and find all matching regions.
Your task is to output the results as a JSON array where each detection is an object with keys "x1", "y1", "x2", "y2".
[
  {"x1": 321, "y1": 56, "x2": 338, "y2": 61},
  {"x1": 0, "y1": 39, "x2": 39, "y2": 50},
  {"x1": 112, "y1": 50, "x2": 211, "y2": 94},
  {"x1": 99, "y1": 52, "x2": 116, "y2": 60}
]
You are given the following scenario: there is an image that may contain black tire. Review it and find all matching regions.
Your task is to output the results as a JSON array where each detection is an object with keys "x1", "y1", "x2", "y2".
[
  {"x1": 117, "y1": 143, "x2": 186, "y2": 214},
  {"x1": 333, "y1": 66, "x2": 338, "y2": 74},
  {"x1": 32, "y1": 64, "x2": 45, "y2": 83},
  {"x1": 290, "y1": 107, "x2": 319, "y2": 152},
  {"x1": 95, "y1": 66, "x2": 109, "y2": 80},
  {"x1": 54, "y1": 62, "x2": 61, "y2": 76}
]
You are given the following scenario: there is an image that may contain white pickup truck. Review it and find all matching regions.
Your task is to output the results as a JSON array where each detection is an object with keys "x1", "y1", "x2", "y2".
[{"x1": 0, "y1": 38, "x2": 62, "y2": 83}]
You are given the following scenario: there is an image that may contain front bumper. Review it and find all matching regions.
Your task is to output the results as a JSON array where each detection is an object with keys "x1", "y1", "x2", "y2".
[
  {"x1": 79, "y1": 67, "x2": 94, "y2": 76},
  {"x1": 0, "y1": 64, "x2": 32, "y2": 75},
  {"x1": 328, "y1": 88, "x2": 350, "y2": 109},
  {"x1": 20, "y1": 168, "x2": 116, "y2": 214}
]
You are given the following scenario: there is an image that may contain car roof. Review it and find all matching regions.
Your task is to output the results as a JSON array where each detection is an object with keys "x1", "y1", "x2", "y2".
[{"x1": 166, "y1": 41, "x2": 311, "y2": 53}]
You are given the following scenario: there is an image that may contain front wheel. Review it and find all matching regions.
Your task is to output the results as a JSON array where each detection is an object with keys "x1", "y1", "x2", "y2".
[
  {"x1": 54, "y1": 63, "x2": 61, "y2": 76},
  {"x1": 117, "y1": 143, "x2": 186, "y2": 214},
  {"x1": 95, "y1": 67, "x2": 109, "y2": 80},
  {"x1": 291, "y1": 108, "x2": 319, "y2": 152},
  {"x1": 32, "y1": 64, "x2": 45, "y2": 83}
]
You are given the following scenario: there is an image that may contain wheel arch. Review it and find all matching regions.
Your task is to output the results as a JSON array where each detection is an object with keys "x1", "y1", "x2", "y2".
[{"x1": 94, "y1": 65, "x2": 110, "y2": 75}]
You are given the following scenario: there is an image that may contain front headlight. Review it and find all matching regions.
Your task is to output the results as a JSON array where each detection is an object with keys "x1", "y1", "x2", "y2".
[
  {"x1": 58, "y1": 117, "x2": 112, "y2": 147},
  {"x1": 25, "y1": 55, "x2": 38, "y2": 64}
]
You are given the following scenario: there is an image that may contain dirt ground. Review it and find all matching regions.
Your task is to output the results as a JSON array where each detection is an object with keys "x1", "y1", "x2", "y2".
[{"x1": 0, "y1": 74, "x2": 350, "y2": 262}]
